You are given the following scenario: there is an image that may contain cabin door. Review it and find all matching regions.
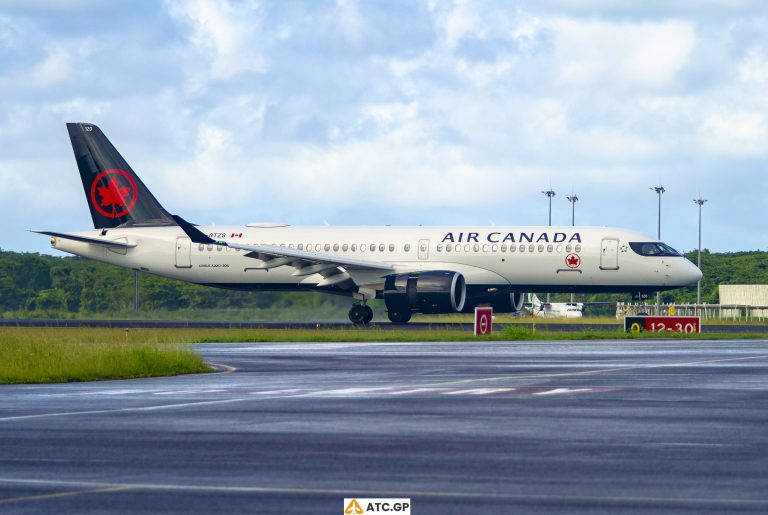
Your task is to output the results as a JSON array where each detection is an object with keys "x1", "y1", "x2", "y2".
[
  {"x1": 175, "y1": 237, "x2": 192, "y2": 268},
  {"x1": 600, "y1": 238, "x2": 619, "y2": 270}
]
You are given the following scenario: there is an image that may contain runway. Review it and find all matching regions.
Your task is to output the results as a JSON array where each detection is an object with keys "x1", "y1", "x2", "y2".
[{"x1": 1, "y1": 340, "x2": 768, "y2": 514}]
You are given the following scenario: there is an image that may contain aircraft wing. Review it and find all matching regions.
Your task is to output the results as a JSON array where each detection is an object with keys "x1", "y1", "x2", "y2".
[{"x1": 173, "y1": 215, "x2": 394, "y2": 289}]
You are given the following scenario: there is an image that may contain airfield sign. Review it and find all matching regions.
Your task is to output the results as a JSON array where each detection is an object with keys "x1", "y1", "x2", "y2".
[
  {"x1": 624, "y1": 316, "x2": 701, "y2": 334},
  {"x1": 474, "y1": 307, "x2": 493, "y2": 336}
]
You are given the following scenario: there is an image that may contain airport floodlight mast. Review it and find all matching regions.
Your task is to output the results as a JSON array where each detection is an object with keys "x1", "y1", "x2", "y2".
[
  {"x1": 694, "y1": 197, "x2": 707, "y2": 304},
  {"x1": 650, "y1": 185, "x2": 665, "y2": 310},
  {"x1": 566, "y1": 194, "x2": 578, "y2": 302},
  {"x1": 542, "y1": 188, "x2": 556, "y2": 303},
  {"x1": 542, "y1": 189, "x2": 556, "y2": 226},
  {"x1": 566, "y1": 195, "x2": 578, "y2": 226}
]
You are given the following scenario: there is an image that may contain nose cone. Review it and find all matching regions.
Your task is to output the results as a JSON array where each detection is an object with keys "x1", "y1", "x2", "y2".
[{"x1": 684, "y1": 260, "x2": 703, "y2": 285}]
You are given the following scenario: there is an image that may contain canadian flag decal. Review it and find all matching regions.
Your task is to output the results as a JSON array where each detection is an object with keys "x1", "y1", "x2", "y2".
[{"x1": 231, "y1": 233, "x2": 243, "y2": 238}]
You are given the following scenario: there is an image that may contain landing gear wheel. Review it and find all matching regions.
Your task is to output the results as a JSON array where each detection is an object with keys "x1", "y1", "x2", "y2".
[
  {"x1": 348, "y1": 305, "x2": 368, "y2": 325},
  {"x1": 387, "y1": 310, "x2": 412, "y2": 324},
  {"x1": 362, "y1": 305, "x2": 374, "y2": 324}
]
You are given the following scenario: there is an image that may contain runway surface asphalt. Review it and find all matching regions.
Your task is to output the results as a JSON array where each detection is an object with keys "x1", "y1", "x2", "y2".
[{"x1": 1, "y1": 339, "x2": 768, "y2": 514}]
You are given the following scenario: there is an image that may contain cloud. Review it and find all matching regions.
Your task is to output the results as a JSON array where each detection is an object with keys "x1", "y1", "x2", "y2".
[
  {"x1": 0, "y1": 1, "x2": 766, "y2": 253},
  {"x1": 166, "y1": 0, "x2": 267, "y2": 79}
]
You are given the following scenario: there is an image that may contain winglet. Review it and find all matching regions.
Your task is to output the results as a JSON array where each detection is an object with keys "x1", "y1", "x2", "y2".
[{"x1": 172, "y1": 215, "x2": 219, "y2": 245}]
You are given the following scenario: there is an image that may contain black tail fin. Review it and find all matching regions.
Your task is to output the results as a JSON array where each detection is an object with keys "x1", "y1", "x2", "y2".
[{"x1": 67, "y1": 122, "x2": 175, "y2": 229}]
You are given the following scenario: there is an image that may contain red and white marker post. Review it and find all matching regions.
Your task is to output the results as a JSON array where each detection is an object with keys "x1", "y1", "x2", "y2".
[{"x1": 474, "y1": 306, "x2": 493, "y2": 336}]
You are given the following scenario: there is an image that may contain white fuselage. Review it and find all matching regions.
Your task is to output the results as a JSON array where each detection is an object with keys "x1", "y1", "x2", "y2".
[{"x1": 49, "y1": 224, "x2": 702, "y2": 296}]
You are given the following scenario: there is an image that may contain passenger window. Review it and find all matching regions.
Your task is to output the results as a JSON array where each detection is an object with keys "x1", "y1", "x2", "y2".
[
  {"x1": 298, "y1": 243, "x2": 304, "y2": 250},
  {"x1": 491, "y1": 244, "x2": 498, "y2": 252},
  {"x1": 437, "y1": 244, "x2": 443, "y2": 252},
  {"x1": 519, "y1": 244, "x2": 525, "y2": 253},
  {"x1": 333, "y1": 243, "x2": 339, "y2": 251},
  {"x1": 198, "y1": 244, "x2": 204, "y2": 251},
  {"x1": 351, "y1": 244, "x2": 357, "y2": 251},
  {"x1": 538, "y1": 244, "x2": 544, "y2": 253},
  {"x1": 388, "y1": 244, "x2": 394, "y2": 252},
  {"x1": 556, "y1": 244, "x2": 563, "y2": 253},
  {"x1": 324, "y1": 243, "x2": 330, "y2": 251},
  {"x1": 370, "y1": 244, "x2": 376, "y2": 252},
  {"x1": 566, "y1": 244, "x2": 572, "y2": 253},
  {"x1": 482, "y1": 244, "x2": 489, "y2": 252},
  {"x1": 315, "y1": 243, "x2": 322, "y2": 252},
  {"x1": 575, "y1": 244, "x2": 582, "y2": 253},
  {"x1": 361, "y1": 244, "x2": 366, "y2": 252},
  {"x1": 378, "y1": 244, "x2": 384, "y2": 252},
  {"x1": 500, "y1": 244, "x2": 507, "y2": 252},
  {"x1": 404, "y1": 244, "x2": 411, "y2": 252},
  {"x1": 509, "y1": 244, "x2": 516, "y2": 253},
  {"x1": 207, "y1": 245, "x2": 213, "y2": 251},
  {"x1": 217, "y1": 245, "x2": 222, "y2": 252},
  {"x1": 547, "y1": 244, "x2": 553, "y2": 252},
  {"x1": 529, "y1": 244, "x2": 535, "y2": 253},
  {"x1": 342, "y1": 243, "x2": 349, "y2": 252},
  {"x1": 446, "y1": 243, "x2": 452, "y2": 252},
  {"x1": 464, "y1": 244, "x2": 471, "y2": 252}
]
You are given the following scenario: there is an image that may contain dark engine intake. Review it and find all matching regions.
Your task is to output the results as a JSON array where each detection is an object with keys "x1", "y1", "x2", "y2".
[{"x1": 384, "y1": 271, "x2": 466, "y2": 315}]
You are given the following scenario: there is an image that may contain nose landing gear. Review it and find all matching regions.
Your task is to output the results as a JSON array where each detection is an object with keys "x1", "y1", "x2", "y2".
[{"x1": 348, "y1": 303, "x2": 374, "y2": 325}]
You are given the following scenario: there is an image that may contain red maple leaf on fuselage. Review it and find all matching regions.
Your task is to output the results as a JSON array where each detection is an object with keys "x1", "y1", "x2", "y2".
[
  {"x1": 97, "y1": 178, "x2": 131, "y2": 209},
  {"x1": 566, "y1": 255, "x2": 580, "y2": 267}
]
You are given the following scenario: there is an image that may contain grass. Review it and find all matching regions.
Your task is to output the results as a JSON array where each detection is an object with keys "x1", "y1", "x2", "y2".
[
  {"x1": 0, "y1": 328, "x2": 209, "y2": 384},
  {"x1": 2, "y1": 325, "x2": 765, "y2": 385}
]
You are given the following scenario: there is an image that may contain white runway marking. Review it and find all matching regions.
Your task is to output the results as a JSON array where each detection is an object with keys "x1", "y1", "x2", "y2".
[
  {"x1": 0, "y1": 398, "x2": 253, "y2": 422},
  {"x1": 442, "y1": 388, "x2": 515, "y2": 395},
  {"x1": 427, "y1": 354, "x2": 768, "y2": 387}
]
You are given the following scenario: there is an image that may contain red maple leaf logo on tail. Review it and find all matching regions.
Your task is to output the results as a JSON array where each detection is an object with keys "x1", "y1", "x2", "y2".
[
  {"x1": 89, "y1": 169, "x2": 139, "y2": 219},
  {"x1": 97, "y1": 178, "x2": 131, "y2": 209}
]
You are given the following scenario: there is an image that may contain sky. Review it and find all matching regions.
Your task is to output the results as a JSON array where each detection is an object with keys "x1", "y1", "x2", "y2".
[{"x1": 0, "y1": 0, "x2": 766, "y2": 255}]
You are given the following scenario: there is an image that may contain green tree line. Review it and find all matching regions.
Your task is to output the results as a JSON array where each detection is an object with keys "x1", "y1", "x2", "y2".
[
  {"x1": 0, "y1": 250, "x2": 351, "y2": 319},
  {"x1": 0, "y1": 249, "x2": 765, "y2": 319}
]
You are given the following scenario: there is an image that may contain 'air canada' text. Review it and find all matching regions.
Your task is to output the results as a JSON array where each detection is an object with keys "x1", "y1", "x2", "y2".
[{"x1": 441, "y1": 232, "x2": 582, "y2": 244}]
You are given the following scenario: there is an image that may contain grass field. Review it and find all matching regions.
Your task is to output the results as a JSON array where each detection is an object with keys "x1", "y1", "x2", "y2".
[
  {"x1": 1, "y1": 325, "x2": 764, "y2": 385},
  {"x1": 0, "y1": 328, "x2": 209, "y2": 384}
]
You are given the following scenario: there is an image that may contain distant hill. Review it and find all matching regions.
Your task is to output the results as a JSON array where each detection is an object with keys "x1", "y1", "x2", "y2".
[{"x1": 1, "y1": 249, "x2": 765, "y2": 319}]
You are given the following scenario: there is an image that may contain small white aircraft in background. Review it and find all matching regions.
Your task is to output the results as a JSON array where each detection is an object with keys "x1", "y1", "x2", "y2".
[
  {"x1": 33, "y1": 123, "x2": 702, "y2": 325},
  {"x1": 528, "y1": 293, "x2": 585, "y2": 318}
]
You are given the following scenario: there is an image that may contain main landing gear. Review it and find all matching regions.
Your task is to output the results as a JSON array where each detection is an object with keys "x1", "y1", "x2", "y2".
[
  {"x1": 387, "y1": 310, "x2": 412, "y2": 324},
  {"x1": 348, "y1": 303, "x2": 373, "y2": 325}
]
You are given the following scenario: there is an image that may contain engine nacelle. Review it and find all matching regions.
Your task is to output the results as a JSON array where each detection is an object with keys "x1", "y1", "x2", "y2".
[
  {"x1": 384, "y1": 271, "x2": 466, "y2": 315},
  {"x1": 461, "y1": 290, "x2": 525, "y2": 313}
]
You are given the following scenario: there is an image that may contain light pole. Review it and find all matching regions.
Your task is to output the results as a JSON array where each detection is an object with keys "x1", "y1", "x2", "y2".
[
  {"x1": 566, "y1": 195, "x2": 578, "y2": 303},
  {"x1": 694, "y1": 197, "x2": 707, "y2": 304},
  {"x1": 542, "y1": 189, "x2": 555, "y2": 303},
  {"x1": 650, "y1": 185, "x2": 665, "y2": 311},
  {"x1": 566, "y1": 195, "x2": 578, "y2": 226},
  {"x1": 542, "y1": 189, "x2": 556, "y2": 226}
]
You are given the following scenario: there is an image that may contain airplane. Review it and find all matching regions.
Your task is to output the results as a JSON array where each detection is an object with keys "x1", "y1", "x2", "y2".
[
  {"x1": 33, "y1": 123, "x2": 702, "y2": 324},
  {"x1": 527, "y1": 293, "x2": 584, "y2": 318}
]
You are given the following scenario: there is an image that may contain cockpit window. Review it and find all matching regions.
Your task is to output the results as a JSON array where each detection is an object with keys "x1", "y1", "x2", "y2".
[{"x1": 629, "y1": 242, "x2": 680, "y2": 257}]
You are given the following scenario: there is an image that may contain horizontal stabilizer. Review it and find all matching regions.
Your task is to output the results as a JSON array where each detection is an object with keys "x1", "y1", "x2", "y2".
[{"x1": 30, "y1": 230, "x2": 136, "y2": 248}]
